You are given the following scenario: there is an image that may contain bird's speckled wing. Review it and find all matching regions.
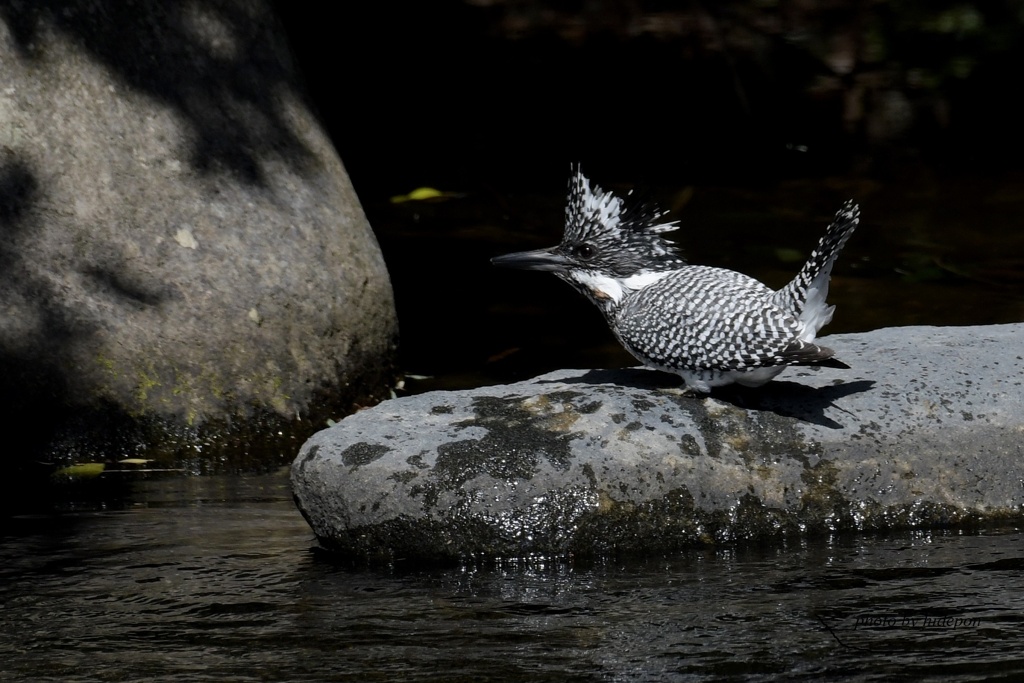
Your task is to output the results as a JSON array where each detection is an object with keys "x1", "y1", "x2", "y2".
[{"x1": 612, "y1": 266, "x2": 820, "y2": 371}]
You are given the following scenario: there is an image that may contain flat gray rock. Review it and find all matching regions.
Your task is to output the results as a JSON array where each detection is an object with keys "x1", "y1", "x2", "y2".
[
  {"x1": 291, "y1": 324, "x2": 1024, "y2": 562},
  {"x1": 0, "y1": 3, "x2": 397, "y2": 462}
]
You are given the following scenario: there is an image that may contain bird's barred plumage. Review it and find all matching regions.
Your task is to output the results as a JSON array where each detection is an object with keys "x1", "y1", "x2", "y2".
[{"x1": 492, "y1": 167, "x2": 860, "y2": 392}]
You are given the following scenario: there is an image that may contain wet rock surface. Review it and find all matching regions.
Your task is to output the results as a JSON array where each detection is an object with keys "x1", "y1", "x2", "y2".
[{"x1": 291, "y1": 324, "x2": 1024, "y2": 562}]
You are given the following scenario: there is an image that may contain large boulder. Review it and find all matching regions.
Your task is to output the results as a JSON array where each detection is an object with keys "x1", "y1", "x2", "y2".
[
  {"x1": 292, "y1": 324, "x2": 1024, "y2": 563},
  {"x1": 0, "y1": 2, "x2": 398, "y2": 466}
]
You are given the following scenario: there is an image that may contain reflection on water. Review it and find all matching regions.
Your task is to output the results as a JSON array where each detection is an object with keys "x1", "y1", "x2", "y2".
[{"x1": 2, "y1": 471, "x2": 1024, "y2": 681}]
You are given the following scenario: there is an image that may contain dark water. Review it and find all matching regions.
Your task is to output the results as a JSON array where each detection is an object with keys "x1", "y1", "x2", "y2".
[{"x1": 3, "y1": 471, "x2": 1024, "y2": 682}]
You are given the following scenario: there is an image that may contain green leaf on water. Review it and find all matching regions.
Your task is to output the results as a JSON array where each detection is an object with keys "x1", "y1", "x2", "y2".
[
  {"x1": 53, "y1": 463, "x2": 106, "y2": 480},
  {"x1": 389, "y1": 187, "x2": 464, "y2": 204}
]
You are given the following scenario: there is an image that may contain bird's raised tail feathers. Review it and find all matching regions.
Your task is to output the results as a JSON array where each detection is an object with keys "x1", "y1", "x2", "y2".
[{"x1": 771, "y1": 200, "x2": 859, "y2": 341}]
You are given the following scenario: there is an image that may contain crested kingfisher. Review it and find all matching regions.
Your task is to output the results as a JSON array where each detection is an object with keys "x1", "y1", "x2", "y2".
[{"x1": 492, "y1": 168, "x2": 859, "y2": 392}]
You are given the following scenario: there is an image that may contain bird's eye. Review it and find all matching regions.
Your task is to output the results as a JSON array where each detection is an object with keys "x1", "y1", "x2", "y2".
[{"x1": 575, "y1": 243, "x2": 596, "y2": 260}]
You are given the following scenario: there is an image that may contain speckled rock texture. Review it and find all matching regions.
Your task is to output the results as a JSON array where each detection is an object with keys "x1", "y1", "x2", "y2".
[
  {"x1": 0, "y1": 3, "x2": 398, "y2": 462},
  {"x1": 292, "y1": 324, "x2": 1024, "y2": 562}
]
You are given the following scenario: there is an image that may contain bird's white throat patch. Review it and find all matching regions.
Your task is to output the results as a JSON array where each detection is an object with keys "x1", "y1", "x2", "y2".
[{"x1": 569, "y1": 270, "x2": 673, "y2": 305}]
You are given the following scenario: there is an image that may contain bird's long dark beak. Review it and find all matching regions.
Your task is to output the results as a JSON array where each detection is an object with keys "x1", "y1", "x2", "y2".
[{"x1": 491, "y1": 247, "x2": 569, "y2": 272}]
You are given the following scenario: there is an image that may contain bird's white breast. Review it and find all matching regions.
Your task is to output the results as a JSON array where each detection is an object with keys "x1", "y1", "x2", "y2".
[{"x1": 568, "y1": 270, "x2": 674, "y2": 305}]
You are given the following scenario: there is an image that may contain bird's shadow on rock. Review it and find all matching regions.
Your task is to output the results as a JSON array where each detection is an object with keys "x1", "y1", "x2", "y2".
[
  {"x1": 543, "y1": 368, "x2": 874, "y2": 429},
  {"x1": 711, "y1": 380, "x2": 876, "y2": 429}
]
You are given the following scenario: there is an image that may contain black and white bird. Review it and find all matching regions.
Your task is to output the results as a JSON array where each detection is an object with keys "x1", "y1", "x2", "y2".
[{"x1": 492, "y1": 168, "x2": 859, "y2": 392}]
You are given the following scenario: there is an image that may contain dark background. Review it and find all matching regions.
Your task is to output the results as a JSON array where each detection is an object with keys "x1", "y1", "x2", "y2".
[
  {"x1": 279, "y1": 0, "x2": 1024, "y2": 189},
  {"x1": 275, "y1": 0, "x2": 1024, "y2": 390}
]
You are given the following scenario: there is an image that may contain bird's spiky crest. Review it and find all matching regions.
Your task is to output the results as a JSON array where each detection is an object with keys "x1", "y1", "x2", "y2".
[{"x1": 563, "y1": 165, "x2": 685, "y2": 275}]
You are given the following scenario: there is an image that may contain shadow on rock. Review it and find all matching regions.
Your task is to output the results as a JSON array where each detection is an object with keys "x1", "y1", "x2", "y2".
[
  {"x1": 0, "y1": 0, "x2": 315, "y2": 184},
  {"x1": 712, "y1": 379, "x2": 876, "y2": 429},
  {"x1": 538, "y1": 366, "x2": 875, "y2": 430}
]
